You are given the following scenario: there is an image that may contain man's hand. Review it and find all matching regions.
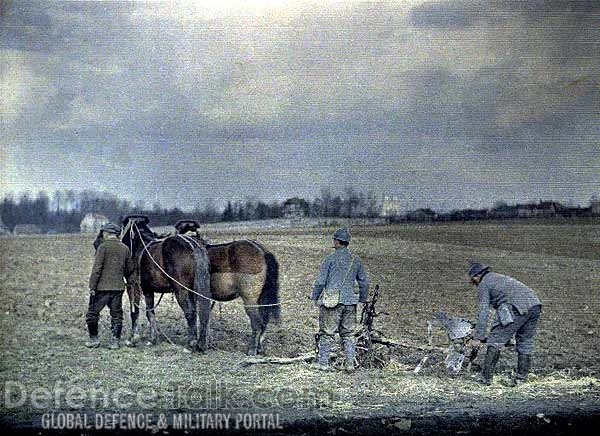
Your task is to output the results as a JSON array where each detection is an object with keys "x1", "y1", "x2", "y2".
[{"x1": 89, "y1": 289, "x2": 96, "y2": 297}]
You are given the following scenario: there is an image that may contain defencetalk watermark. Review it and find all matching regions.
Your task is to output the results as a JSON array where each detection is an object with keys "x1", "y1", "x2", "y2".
[
  {"x1": 38, "y1": 412, "x2": 284, "y2": 431},
  {"x1": 2, "y1": 378, "x2": 338, "y2": 430}
]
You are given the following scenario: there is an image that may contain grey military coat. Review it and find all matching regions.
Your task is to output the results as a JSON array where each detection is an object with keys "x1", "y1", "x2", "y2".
[
  {"x1": 474, "y1": 272, "x2": 542, "y2": 340},
  {"x1": 310, "y1": 247, "x2": 369, "y2": 305}
]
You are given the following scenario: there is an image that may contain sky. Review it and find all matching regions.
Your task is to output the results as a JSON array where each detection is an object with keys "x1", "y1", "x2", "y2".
[{"x1": 1, "y1": 0, "x2": 599, "y2": 211}]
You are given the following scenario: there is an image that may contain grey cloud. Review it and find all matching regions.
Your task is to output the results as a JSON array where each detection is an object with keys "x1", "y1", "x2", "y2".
[
  {"x1": 409, "y1": 0, "x2": 503, "y2": 28},
  {"x1": 2, "y1": 1, "x2": 598, "y2": 209}
]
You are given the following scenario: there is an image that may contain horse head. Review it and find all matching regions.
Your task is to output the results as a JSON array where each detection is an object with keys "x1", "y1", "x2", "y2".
[{"x1": 121, "y1": 215, "x2": 158, "y2": 258}]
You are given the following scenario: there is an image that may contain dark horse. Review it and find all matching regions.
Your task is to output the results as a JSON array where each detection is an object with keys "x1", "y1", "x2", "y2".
[
  {"x1": 118, "y1": 216, "x2": 211, "y2": 352},
  {"x1": 122, "y1": 217, "x2": 280, "y2": 355}
]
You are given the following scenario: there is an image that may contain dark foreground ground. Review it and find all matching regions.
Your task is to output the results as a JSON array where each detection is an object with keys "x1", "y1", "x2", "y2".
[
  {"x1": 1, "y1": 222, "x2": 599, "y2": 435},
  {"x1": 2, "y1": 398, "x2": 600, "y2": 436}
]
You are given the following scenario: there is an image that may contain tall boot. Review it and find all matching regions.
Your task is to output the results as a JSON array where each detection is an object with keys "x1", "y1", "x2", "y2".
[
  {"x1": 480, "y1": 346, "x2": 500, "y2": 385},
  {"x1": 109, "y1": 323, "x2": 122, "y2": 350},
  {"x1": 342, "y1": 338, "x2": 357, "y2": 373},
  {"x1": 313, "y1": 337, "x2": 333, "y2": 371},
  {"x1": 515, "y1": 353, "x2": 532, "y2": 385},
  {"x1": 85, "y1": 322, "x2": 100, "y2": 348}
]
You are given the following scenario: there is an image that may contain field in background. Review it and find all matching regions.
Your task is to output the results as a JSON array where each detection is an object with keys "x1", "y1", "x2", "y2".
[{"x1": 1, "y1": 223, "x2": 599, "y2": 433}]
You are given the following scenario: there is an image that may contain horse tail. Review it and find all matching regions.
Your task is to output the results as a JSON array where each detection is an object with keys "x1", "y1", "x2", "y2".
[
  {"x1": 258, "y1": 250, "x2": 280, "y2": 325},
  {"x1": 192, "y1": 244, "x2": 211, "y2": 300}
]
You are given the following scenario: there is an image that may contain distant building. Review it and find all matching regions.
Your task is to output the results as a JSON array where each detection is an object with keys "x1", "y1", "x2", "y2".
[
  {"x1": 13, "y1": 224, "x2": 42, "y2": 235},
  {"x1": 381, "y1": 195, "x2": 402, "y2": 217},
  {"x1": 80, "y1": 213, "x2": 109, "y2": 233},
  {"x1": 283, "y1": 198, "x2": 307, "y2": 219},
  {"x1": 517, "y1": 201, "x2": 562, "y2": 218}
]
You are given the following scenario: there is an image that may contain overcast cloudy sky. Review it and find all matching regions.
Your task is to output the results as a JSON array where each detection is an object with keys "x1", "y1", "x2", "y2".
[{"x1": 1, "y1": 0, "x2": 598, "y2": 211}]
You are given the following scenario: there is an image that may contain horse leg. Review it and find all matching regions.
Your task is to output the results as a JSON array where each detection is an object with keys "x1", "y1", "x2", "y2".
[
  {"x1": 174, "y1": 288, "x2": 197, "y2": 352},
  {"x1": 125, "y1": 282, "x2": 141, "y2": 347},
  {"x1": 257, "y1": 323, "x2": 267, "y2": 355},
  {"x1": 144, "y1": 292, "x2": 158, "y2": 346},
  {"x1": 196, "y1": 294, "x2": 211, "y2": 353},
  {"x1": 243, "y1": 304, "x2": 265, "y2": 356}
]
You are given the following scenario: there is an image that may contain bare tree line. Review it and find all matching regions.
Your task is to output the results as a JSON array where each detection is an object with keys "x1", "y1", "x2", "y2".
[{"x1": 0, "y1": 187, "x2": 381, "y2": 232}]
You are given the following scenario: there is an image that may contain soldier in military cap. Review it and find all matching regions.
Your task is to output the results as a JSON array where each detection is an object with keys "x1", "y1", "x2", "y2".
[
  {"x1": 468, "y1": 262, "x2": 542, "y2": 385},
  {"x1": 310, "y1": 228, "x2": 369, "y2": 372},
  {"x1": 85, "y1": 223, "x2": 135, "y2": 350}
]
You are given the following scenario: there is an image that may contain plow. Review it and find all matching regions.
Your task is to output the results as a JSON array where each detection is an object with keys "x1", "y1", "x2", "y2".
[{"x1": 242, "y1": 284, "x2": 481, "y2": 374}]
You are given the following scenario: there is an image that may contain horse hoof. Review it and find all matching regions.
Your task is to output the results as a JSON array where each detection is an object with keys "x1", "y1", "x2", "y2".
[
  {"x1": 125, "y1": 339, "x2": 136, "y2": 347},
  {"x1": 247, "y1": 349, "x2": 258, "y2": 356}
]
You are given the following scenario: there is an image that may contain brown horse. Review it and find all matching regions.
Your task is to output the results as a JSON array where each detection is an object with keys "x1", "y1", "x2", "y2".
[
  {"x1": 119, "y1": 217, "x2": 211, "y2": 352},
  {"x1": 123, "y1": 218, "x2": 280, "y2": 355}
]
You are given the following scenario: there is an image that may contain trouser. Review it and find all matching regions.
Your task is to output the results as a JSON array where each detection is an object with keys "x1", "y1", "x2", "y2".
[
  {"x1": 85, "y1": 291, "x2": 124, "y2": 338},
  {"x1": 318, "y1": 304, "x2": 357, "y2": 345},
  {"x1": 487, "y1": 305, "x2": 542, "y2": 355}
]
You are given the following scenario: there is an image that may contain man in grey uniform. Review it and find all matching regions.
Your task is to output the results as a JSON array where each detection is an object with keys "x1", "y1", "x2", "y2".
[
  {"x1": 310, "y1": 228, "x2": 369, "y2": 372},
  {"x1": 468, "y1": 262, "x2": 542, "y2": 385}
]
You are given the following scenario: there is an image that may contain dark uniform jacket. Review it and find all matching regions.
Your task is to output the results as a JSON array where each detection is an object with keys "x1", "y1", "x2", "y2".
[
  {"x1": 89, "y1": 238, "x2": 134, "y2": 291},
  {"x1": 474, "y1": 272, "x2": 542, "y2": 340}
]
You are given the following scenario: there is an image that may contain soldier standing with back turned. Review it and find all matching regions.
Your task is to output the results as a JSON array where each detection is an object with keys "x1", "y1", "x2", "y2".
[
  {"x1": 310, "y1": 228, "x2": 369, "y2": 372},
  {"x1": 85, "y1": 223, "x2": 134, "y2": 350}
]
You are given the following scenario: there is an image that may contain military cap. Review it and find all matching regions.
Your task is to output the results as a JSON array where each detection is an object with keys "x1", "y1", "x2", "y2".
[
  {"x1": 101, "y1": 223, "x2": 121, "y2": 235},
  {"x1": 333, "y1": 227, "x2": 351, "y2": 243},
  {"x1": 467, "y1": 262, "x2": 490, "y2": 278}
]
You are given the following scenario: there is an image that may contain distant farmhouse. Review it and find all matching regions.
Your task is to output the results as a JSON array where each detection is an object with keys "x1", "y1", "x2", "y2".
[
  {"x1": 488, "y1": 200, "x2": 590, "y2": 220},
  {"x1": 447, "y1": 200, "x2": 596, "y2": 221},
  {"x1": 381, "y1": 195, "x2": 403, "y2": 217},
  {"x1": 80, "y1": 213, "x2": 109, "y2": 233},
  {"x1": 13, "y1": 224, "x2": 42, "y2": 235},
  {"x1": 283, "y1": 197, "x2": 308, "y2": 219},
  {"x1": 516, "y1": 201, "x2": 562, "y2": 218}
]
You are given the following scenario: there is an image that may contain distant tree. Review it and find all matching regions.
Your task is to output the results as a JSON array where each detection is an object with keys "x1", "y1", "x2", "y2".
[
  {"x1": 32, "y1": 191, "x2": 50, "y2": 229},
  {"x1": 366, "y1": 190, "x2": 379, "y2": 218},
  {"x1": 331, "y1": 195, "x2": 343, "y2": 217},
  {"x1": 268, "y1": 201, "x2": 284, "y2": 218},
  {"x1": 53, "y1": 190, "x2": 62, "y2": 213},
  {"x1": 202, "y1": 198, "x2": 219, "y2": 222},
  {"x1": 320, "y1": 186, "x2": 333, "y2": 217},
  {"x1": 309, "y1": 197, "x2": 323, "y2": 218},
  {"x1": 65, "y1": 190, "x2": 76, "y2": 211},
  {"x1": 222, "y1": 201, "x2": 234, "y2": 222},
  {"x1": 344, "y1": 186, "x2": 360, "y2": 218},
  {"x1": 255, "y1": 201, "x2": 270, "y2": 220},
  {"x1": 1, "y1": 194, "x2": 16, "y2": 230}
]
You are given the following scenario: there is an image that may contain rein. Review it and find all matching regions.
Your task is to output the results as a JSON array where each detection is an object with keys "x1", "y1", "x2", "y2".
[{"x1": 132, "y1": 222, "x2": 287, "y2": 308}]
